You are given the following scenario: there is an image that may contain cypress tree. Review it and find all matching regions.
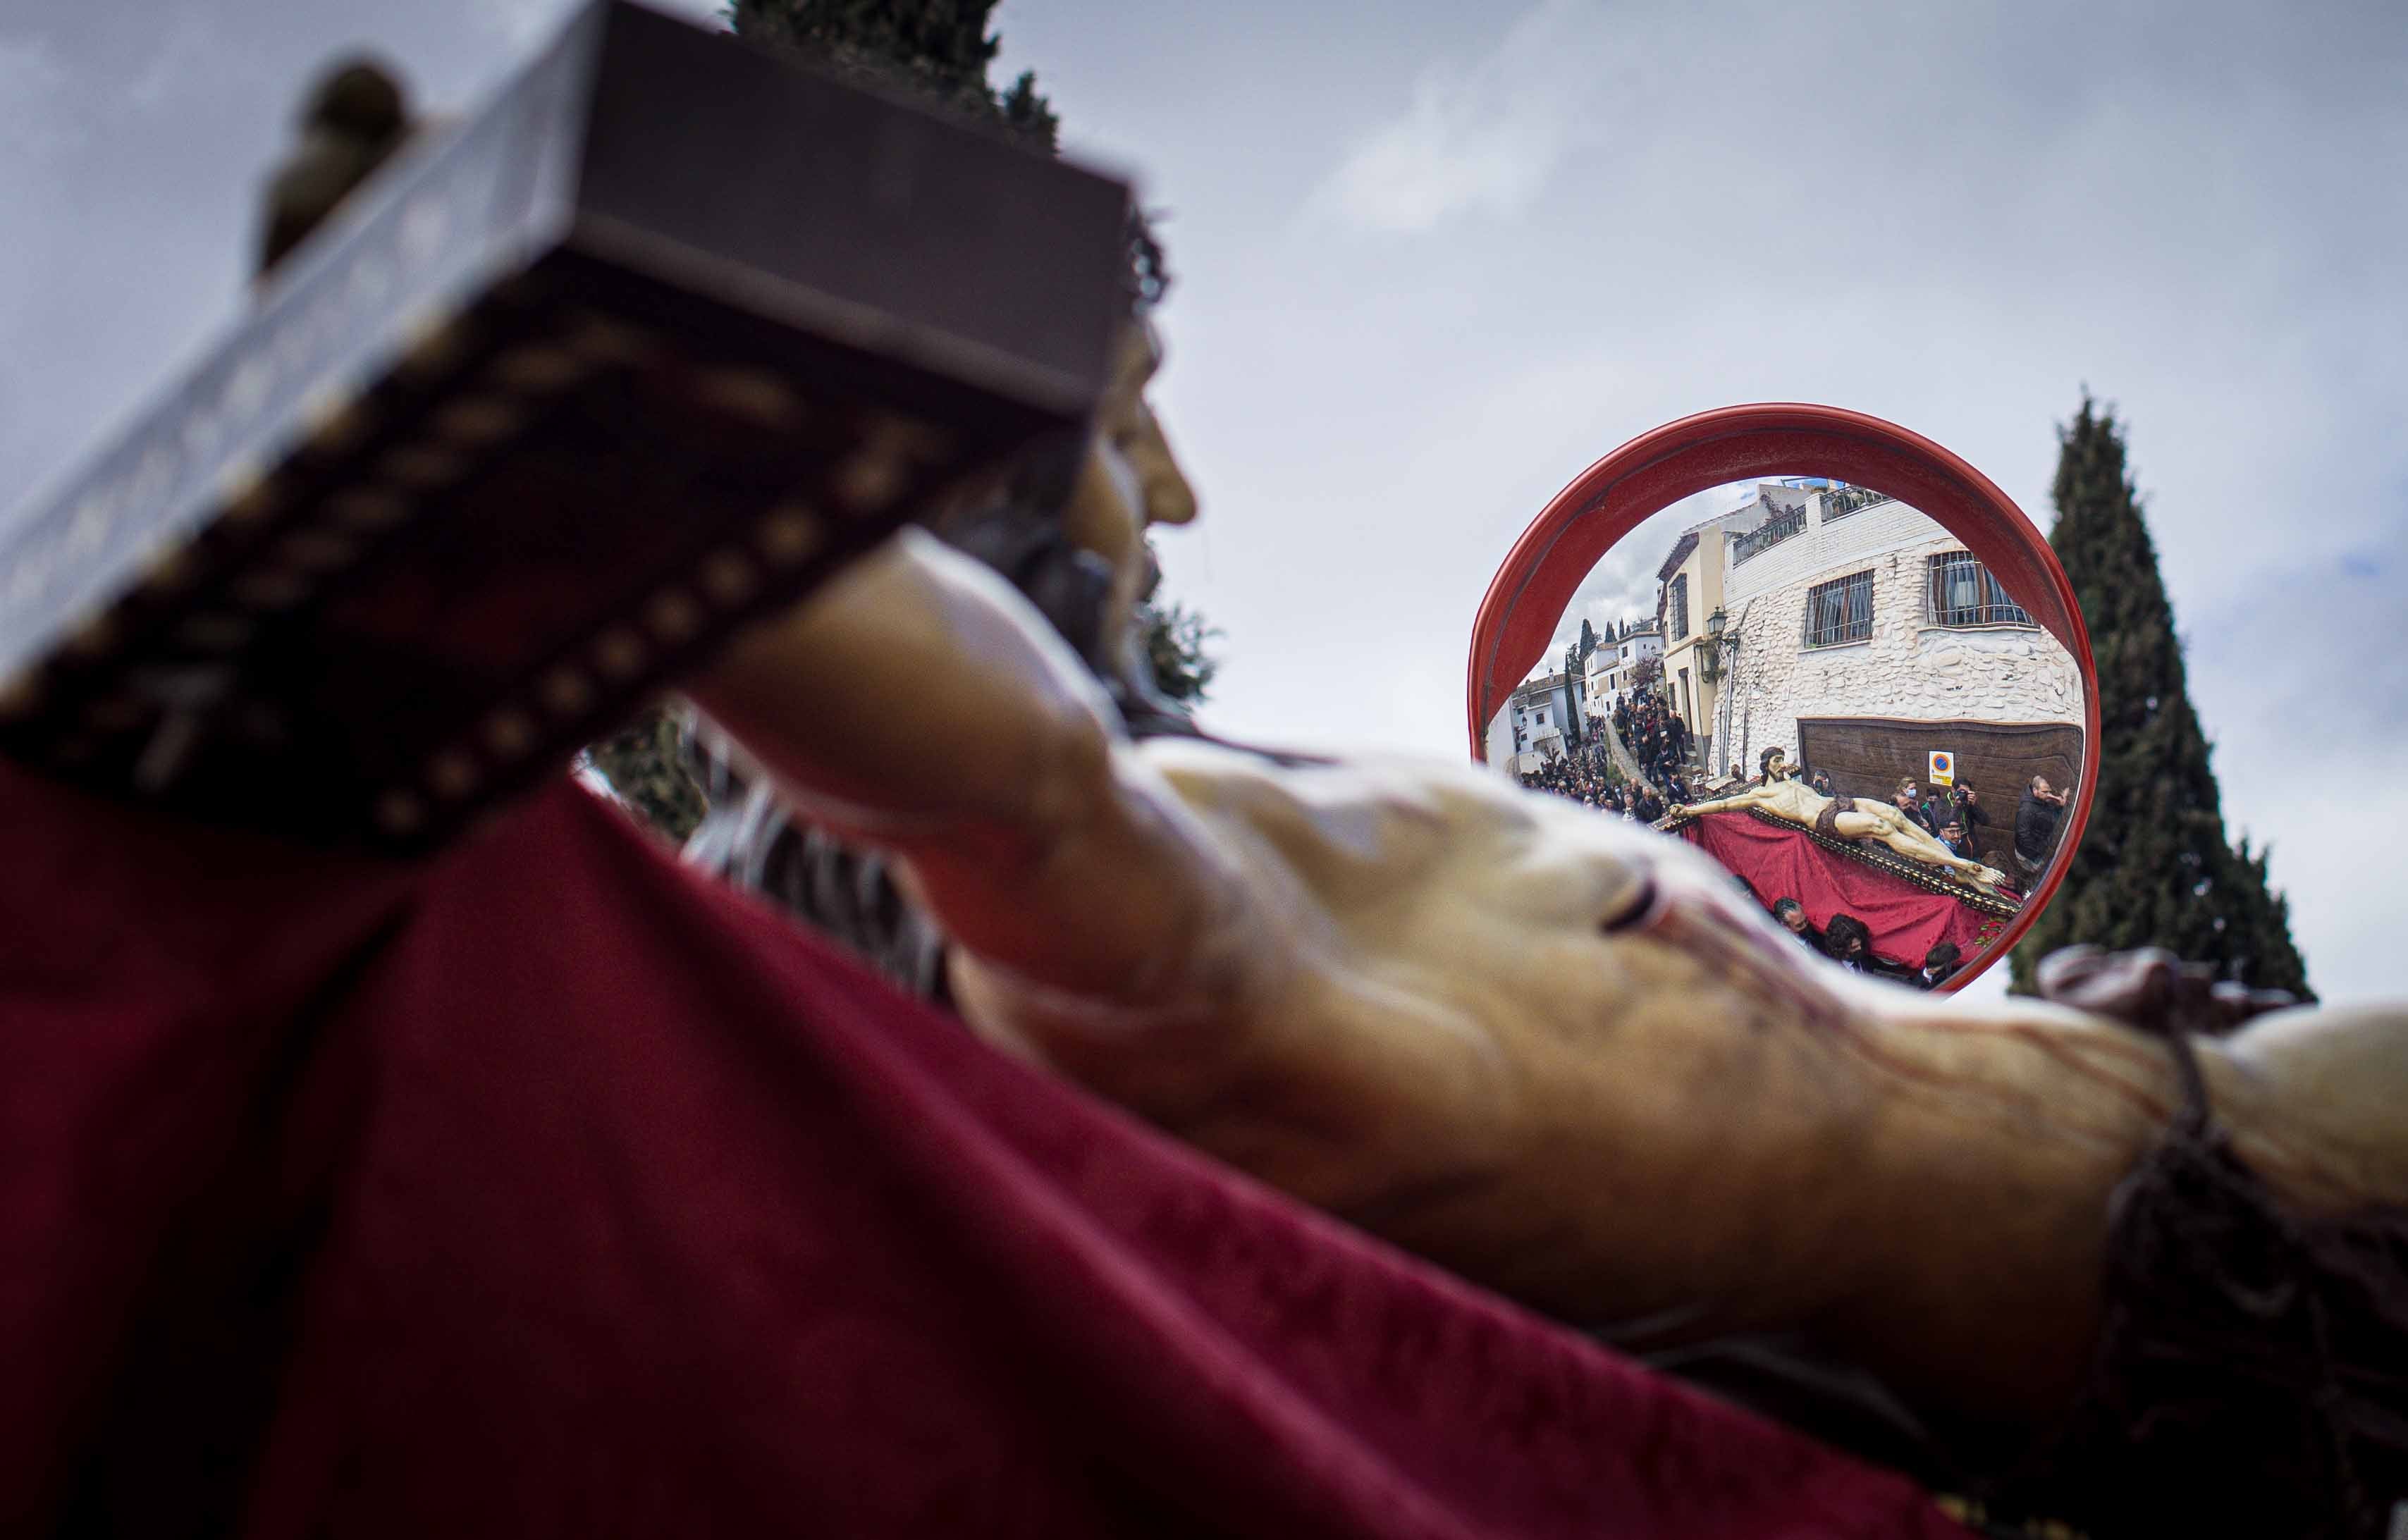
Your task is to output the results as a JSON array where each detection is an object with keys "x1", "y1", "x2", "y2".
[
  {"x1": 724, "y1": 0, "x2": 1058, "y2": 149},
  {"x1": 2008, "y1": 397, "x2": 2311, "y2": 999}
]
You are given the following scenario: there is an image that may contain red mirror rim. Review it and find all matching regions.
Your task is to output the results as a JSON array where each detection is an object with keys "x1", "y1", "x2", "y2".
[{"x1": 1466, "y1": 402, "x2": 2099, "y2": 992}]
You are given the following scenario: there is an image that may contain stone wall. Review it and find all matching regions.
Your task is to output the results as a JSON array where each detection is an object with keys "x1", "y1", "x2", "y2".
[{"x1": 1715, "y1": 500, "x2": 2080, "y2": 777}]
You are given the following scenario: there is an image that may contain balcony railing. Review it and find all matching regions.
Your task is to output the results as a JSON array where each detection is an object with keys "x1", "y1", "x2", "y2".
[
  {"x1": 1821, "y1": 486, "x2": 1892, "y2": 522},
  {"x1": 1731, "y1": 507, "x2": 1806, "y2": 565}
]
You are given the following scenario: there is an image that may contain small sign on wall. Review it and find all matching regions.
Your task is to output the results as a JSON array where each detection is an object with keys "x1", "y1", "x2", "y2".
[{"x1": 1928, "y1": 751, "x2": 1955, "y2": 787}]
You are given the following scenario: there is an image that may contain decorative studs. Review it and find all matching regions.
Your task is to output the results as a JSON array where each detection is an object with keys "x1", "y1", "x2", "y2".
[
  {"x1": 491, "y1": 345, "x2": 584, "y2": 393},
  {"x1": 866, "y1": 414, "x2": 953, "y2": 464},
  {"x1": 593, "y1": 626, "x2": 647, "y2": 680},
  {"x1": 380, "y1": 444, "x2": 467, "y2": 490},
  {"x1": 483, "y1": 709, "x2": 536, "y2": 760},
  {"x1": 566, "y1": 313, "x2": 655, "y2": 366},
  {"x1": 539, "y1": 665, "x2": 594, "y2": 717},
  {"x1": 696, "y1": 367, "x2": 804, "y2": 431},
  {"x1": 232, "y1": 568, "x2": 311, "y2": 610},
  {"x1": 756, "y1": 505, "x2": 823, "y2": 566},
  {"x1": 833, "y1": 415, "x2": 951, "y2": 514},
  {"x1": 279, "y1": 530, "x2": 360, "y2": 572},
  {"x1": 426, "y1": 750, "x2": 480, "y2": 800},
  {"x1": 831, "y1": 443, "x2": 907, "y2": 515},
  {"x1": 699, "y1": 548, "x2": 759, "y2": 608},
  {"x1": 375, "y1": 789, "x2": 426, "y2": 836},
  {"x1": 644, "y1": 589, "x2": 702, "y2": 645},
  {"x1": 327, "y1": 488, "x2": 410, "y2": 531},
  {"x1": 428, "y1": 397, "x2": 523, "y2": 446}
]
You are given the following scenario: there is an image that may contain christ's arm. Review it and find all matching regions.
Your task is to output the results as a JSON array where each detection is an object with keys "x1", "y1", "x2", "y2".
[
  {"x1": 691, "y1": 530, "x2": 1271, "y2": 1013},
  {"x1": 1676, "y1": 791, "x2": 1758, "y2": 816}
]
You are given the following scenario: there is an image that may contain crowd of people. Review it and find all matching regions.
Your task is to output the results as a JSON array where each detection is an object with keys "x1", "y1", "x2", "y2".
[
  {"x1": 1878, "y1": 775, "x2": 1990, "y2": 865},
  {"x1": 1611, "y1": 691, "x2": 1696, "y2": 797},
  {"x1": 1512, "y1": 689, "x2": 1714, "y2": 818},
  {"x1": 1770, "y1": 897, "x2": 1962, "y2": 990},
  {"x1": 1868, "y1": 770, "x2": 2070, "y2": 879},
  {"x1": 1514, "y1": 736, "x2": 1677, "y2": 821},
  {"x1": 1513, "y1": 684, "x2": 1723, "y2": 820}
]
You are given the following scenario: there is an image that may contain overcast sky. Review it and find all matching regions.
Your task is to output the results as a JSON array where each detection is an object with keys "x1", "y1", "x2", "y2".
[{"x1": 4, "y1": 0, "x2": 2402, "y2": 1002}]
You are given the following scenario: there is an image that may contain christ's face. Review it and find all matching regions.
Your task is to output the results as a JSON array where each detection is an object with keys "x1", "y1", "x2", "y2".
[{"x1": 1061, "y1": 324, "x2": 1198, "y2": 658}]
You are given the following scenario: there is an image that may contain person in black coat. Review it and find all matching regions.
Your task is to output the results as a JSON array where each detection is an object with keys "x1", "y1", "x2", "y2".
[
  {"x1": 1822, "y1": 913, "x2": 1879, "y2": 973},
  {"x1": 2015, "y1": 775, "x2": 2069, "y2": 877},
  {"x1": 1772, "y1": 897, "x2": 1824, "y2": 954},
  {"x1": 1946, "y1": 782, "x2": 1989, "y2": 838},
  {"x1": 1936, "y1": 817, "x2": 1977, "y2": 861},
  {"x1": 1915, "y1": 942, "x2": 1962, "y2": 990}
]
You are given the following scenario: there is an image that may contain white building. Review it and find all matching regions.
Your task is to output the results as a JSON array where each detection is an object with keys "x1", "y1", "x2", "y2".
[
  {"x1": 1583, "y1": 624, "x2": 1663, "y2": 720},
  {"x1": 1496, "y1": 669, "x2": 1583, "y2": 772},
  {"x1": 1709, "y1": 483, "x2": 2081, "y2": 827}
]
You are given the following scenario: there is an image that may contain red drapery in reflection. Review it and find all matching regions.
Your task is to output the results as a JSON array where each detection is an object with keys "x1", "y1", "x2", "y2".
[
  {"x1": 0, "y1": 766, "x2": 1970, "y2": 1539},
  {"x1": 1680, "y1": 811, "x2": 2001, "y2": 970}
]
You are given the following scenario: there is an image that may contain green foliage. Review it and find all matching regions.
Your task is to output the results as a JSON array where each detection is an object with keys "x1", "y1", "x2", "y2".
[
  {"x1": 2007, "y1": 396, "x2": 2312, "y2": 999},
  {"x1": 725, "y1": 0, "x2": 1056, "y2": 149},
  {"x1": 585, "y1": 703, "x2": 709, "y2": 844},
  {"x1": 1138, "y1": 599, "x2": 1220, "y2": 705}
]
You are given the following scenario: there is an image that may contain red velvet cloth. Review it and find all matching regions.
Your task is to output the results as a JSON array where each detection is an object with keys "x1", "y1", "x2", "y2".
[
  {"x1": 1681, "y1": 811, "x2": 1999, "y2": 971},
  {"x1": 2, "y1": 764, "x2": 1970, "y2": 1539}
]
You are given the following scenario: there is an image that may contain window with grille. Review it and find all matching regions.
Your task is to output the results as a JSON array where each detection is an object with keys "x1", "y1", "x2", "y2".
[
  {"x1": 1669, "y1": 575, "x2": 1690, "y2": 641},
  {"x1": 1924, "y1": 550, "x2": 2033, "y2": 628},
  {"x1": 1802, "y1": 570, "x2": 1874, "y2": 648}
]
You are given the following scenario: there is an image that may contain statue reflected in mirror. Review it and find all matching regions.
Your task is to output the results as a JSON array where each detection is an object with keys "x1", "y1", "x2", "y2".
[
  {"x1": 1678, "y1": 746, "x2": 2008, "y2": 892},
  {"x1": 1494, "y1": 475, "x2": 2084, "y2": 985}
]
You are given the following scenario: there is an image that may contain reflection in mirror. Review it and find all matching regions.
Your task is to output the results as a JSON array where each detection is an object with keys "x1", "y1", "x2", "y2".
[{"x1": 1485, "y1": 475, "x2": 2082, "y2": 988}]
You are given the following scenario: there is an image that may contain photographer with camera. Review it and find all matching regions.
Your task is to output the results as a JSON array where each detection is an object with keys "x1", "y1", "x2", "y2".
[{"x1": 2014, "y1": 774, "x2": 2070, "y2": 879}]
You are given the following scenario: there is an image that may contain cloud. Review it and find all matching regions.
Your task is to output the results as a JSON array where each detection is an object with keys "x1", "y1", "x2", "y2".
[
  {"x1": 0, "y1": 33, "x2": 75, "y2": 156},
  {"x1": 1311, "y1": 0, "x2": 1597, "y2": 233}
]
